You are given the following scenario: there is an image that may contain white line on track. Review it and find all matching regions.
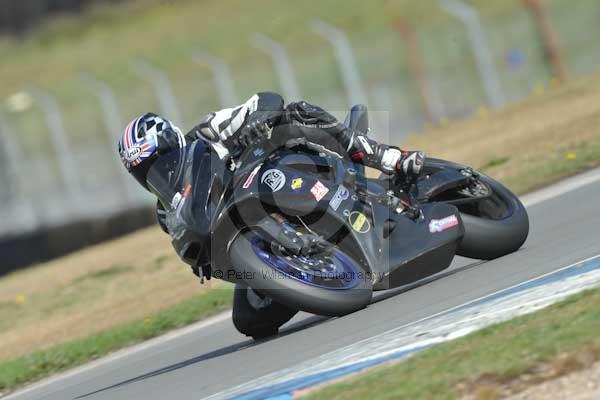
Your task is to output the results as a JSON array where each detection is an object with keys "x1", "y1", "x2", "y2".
[{"x1": 520, "y1": 167, "x2": 600, "y2": 207}]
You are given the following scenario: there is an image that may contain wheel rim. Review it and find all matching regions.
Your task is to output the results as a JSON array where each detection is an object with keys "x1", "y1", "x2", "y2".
[
  {"x1": 433, "y1": 173, "x2": 513, "y2": 221},
  {"x1": 250, "y1": 236, "x2": 362, "y2": 289},
  {"x1": 458, "y1": 177, "x2": 513, "y2": 220}
]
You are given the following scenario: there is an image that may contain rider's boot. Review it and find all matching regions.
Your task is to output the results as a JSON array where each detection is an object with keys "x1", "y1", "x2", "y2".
[{"x1": 345, "y1": 132, "x2": 425, "y2": 179}]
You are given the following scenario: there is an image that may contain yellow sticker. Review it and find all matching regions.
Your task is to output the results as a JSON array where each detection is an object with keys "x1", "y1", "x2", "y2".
[
  {"x1": 291, "y1": 178, "x2": 303, "y2": 190},
  {"x1": 348, "y1": 211, "x2": 370, "y2": 233}
]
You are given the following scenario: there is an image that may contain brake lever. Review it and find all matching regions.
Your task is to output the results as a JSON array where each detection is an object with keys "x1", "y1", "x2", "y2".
[{"x1": 390, "y1": 175, "x2": 422, "y2": 220}]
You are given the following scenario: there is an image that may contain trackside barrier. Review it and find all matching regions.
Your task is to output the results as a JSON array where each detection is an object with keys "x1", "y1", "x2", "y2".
[
  {"x1": 27, "y1": 88, "x2": 85, "y2": 214},
  {"x1": 192, "y1": 51, "x2": 240, "y2": 108},
  {"x1": 438, "y1": 0, "x2": 506, "y2": 108},
  {"x1": 253, "y1": 33, "x2": 301, "y2": 102},
  {"x1": 81, "y1": 74, "x2": 141, "y2": 205},
  {"x1": 309, "y1": 19, "x2": 368, "y2": 108},
  {"x1": 130, "y1": 60, "x2": 183, "y2": 126}
]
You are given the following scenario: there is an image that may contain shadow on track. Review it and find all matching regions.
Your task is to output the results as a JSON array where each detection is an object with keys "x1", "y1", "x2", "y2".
[
  {"x1": 75, "y1": 314, "x2": 330, "y2": 399},
  {"x1": 76, "y1": 259, "x2": 486, "y2": 399},
  {"x1": 372, "y1": 259, "x2": 487, "y2": 304}
]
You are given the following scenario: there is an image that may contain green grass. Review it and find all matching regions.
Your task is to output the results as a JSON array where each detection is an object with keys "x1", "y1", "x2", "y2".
[
  {"x1": 0, "y1": 286, "x2": 233, "y2": 392},
  {"x1": 479, "y1": 156, "x2": 510, "y2": 172},
  {"x1": 305, "y1": 287, "x2": 600, "y2": 400},
  {"x1": 72, "y1": 264, "x2": 134, "y2": 282},
  {"x1": 504, "y1": 140, "x2": 600, "y2": 194}
]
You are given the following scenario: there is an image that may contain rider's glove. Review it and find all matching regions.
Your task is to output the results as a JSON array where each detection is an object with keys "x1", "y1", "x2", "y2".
[
  {"x1": 237, "y1": 118, "x2": 273, "y2": 148},
  {"x1": 397, "y1": 150, "x2": 425, "y2": 177},
  {"x1": 378, "y1": 148, "x2": 425, "y2": 177},
  {"x1": 348, "y1": 131, "x2": 425, "y2": 178}
]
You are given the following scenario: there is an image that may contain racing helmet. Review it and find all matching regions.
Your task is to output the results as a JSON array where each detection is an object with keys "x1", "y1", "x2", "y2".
[{"x1": 118, "y1": 113, "x2": 186, "y2": 189}]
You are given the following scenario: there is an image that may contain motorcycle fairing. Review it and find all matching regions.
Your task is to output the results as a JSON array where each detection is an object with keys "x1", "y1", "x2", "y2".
[{"x1": 213, "y1": 151, "x2": 465, "y2": 289}]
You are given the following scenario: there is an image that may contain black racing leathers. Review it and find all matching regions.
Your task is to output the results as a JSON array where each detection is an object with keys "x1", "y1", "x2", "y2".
[
  {"x1": 159, "y1": 92, "x2": 424, "y2": 238},
  {"x1": 185, "y1": 92, "x2": 424, "y2": 176}
]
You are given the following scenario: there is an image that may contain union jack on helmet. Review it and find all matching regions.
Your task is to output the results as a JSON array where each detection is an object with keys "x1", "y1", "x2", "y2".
[{"x1": 118, "y1": 113, "x2": 186, "y2": 189}]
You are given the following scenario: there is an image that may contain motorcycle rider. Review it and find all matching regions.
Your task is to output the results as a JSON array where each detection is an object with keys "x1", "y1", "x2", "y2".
[
  {"x1": 119, "y1": 92, "x2": 425, "y2": 337},
  {"x1": 118, "y1": 91, "x2": 425, "y2": 266}
]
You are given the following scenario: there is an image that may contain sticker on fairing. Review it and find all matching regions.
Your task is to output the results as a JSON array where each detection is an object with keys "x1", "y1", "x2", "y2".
[
  {"x1": 261, "y1": 169, "x2": 286, "y2": 192},
  {"x1": 182, "y1": 184, "x2": 192, "y2": 198},
  {"x1": 291, "y1": 178, "x2": 303, "y2": 190},
  {"x1": 253, "y1": 147, "x2": 265, "y2": 157},
  {"x1": 329, "y1": 185, "x2": 349, "y2": 211},
  {"x1": 429, "y1": 215, "x2": 459, "y2": 233},
  {"x1": 171, "y1": 192, "x2": 183, "y2": 209},
  {"x1": 310, "y1": 181, "x2": 329, "y2": 201},
  {"x1": 171, "y1": 184, "x2": 191, "y2": 211},
  {"x1": 348, "y1": 211, "x2": 370, "y2": 233},
  {"x1": 243, "y1": 164, "x2": 262, "y2": 189}
]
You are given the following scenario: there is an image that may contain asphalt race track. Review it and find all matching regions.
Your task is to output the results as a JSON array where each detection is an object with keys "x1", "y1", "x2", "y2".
[{"x1": 6, "y1": 168, "x2": 600, "y2": 400}]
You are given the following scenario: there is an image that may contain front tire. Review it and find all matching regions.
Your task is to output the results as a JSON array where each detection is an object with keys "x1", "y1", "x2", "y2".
[{"x1": 229, "y1": 232, "x2": 373, "y2": 316}]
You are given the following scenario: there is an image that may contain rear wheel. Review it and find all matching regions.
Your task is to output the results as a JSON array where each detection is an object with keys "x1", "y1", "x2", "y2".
[
  {"x1": 232, "y1": 284, "x2": 298, "y2": 340},
  {"x1": 425, "y1": 159, "x2": 529, "y2": 260}
]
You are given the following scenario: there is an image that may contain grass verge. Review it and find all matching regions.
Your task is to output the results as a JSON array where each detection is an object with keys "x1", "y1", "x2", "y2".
[
  {"x1": 0, "y1": 227, "x2": 222, "y2": 362},
  {"x1": 305, "y1": 286, "x2": 600, "y2": 400},
  {"x1": 0, "y1": 286, "x2": 233, "y2": 393},
  {"x1": 406, "y1": 75, "x2": 600, "y2": 195}
]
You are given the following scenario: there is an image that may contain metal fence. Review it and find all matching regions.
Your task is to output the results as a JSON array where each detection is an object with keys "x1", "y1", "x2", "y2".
[{"x1": 0, "y1": 0, "x2": 599, "y2": 238}]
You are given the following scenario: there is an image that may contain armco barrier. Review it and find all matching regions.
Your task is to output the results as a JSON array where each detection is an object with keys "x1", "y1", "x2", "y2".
[{"x1": 0, "y1": 206, "x2": 155, "y2": 276}]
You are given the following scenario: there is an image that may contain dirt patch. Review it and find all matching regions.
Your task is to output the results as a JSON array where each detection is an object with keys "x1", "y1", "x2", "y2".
[
  {"x1": 0, "y1": 226, "x2": 223, "y2": 361},
  {"x1": 462, "y1": 345, "x2": 600, "y2": 399},
  {"x1": 505, "y1": 361, "x2": 600, "y2": 400},
  {"x1": 406, "y1": 77, "x2": 600, "y2": 194}
]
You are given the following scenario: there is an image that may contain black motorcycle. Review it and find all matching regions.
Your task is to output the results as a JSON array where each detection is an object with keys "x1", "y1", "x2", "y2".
[{"x1": 146, "y1": 106, "x2": 529, "y2": 339}]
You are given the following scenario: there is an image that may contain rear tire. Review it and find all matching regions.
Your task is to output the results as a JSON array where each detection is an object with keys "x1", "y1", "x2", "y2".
[
  {"x1": 423, "y1": 158, "x2": 529, "y2": 260},
  {"x1": 456, "y1": 172, "x2": 529, "y2": 260},
  {"x1": 232, "y1": 284, "x2": 298, "y2": 340}
]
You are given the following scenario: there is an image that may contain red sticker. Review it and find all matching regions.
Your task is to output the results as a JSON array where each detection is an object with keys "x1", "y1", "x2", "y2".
[
  {"x1": 243, "y1": 164, "x2": 262, "y2": 189},
  {"x1": 182, "y1": 184, "x2": 192, "y2": 198},
  {"x1": 429, "y1": 215, "x2": 459, "y2": 233},
  {"x1": 310, "y1": 181, "x2": 329, "y2": 201}
]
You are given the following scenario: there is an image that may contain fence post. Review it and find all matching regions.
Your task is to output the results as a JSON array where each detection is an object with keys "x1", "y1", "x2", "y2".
[
  {"x1": 393, "y1": 17, "x2": 444, "y2": 123},
  {"x1": 369, "y1": 84, "x2": 394, "y2": 142},
  {"x1": 130, "y1": 60, "x2": 183, "y2": 125},
  {"x1": 0, "y1": 112, "x2": 37, "y2": 230},
  {"x1": 253, "y1": 33, "x2": 301, "y2": 101},
  {"x1": 192, "y1": 51, "x2": 239, "y2": 108},
  {"x1": 27, "y1": 88, "x2": 85, "y2": 212},
  {"x1": 80, "y1": 74, "x2": 142, "y2": 205},
  {"x1": 309, "y1": 19, "x2": 368, "y2": 108},
  {"x1": 438, "y1": 0, "x2": 506, "y2": 107},
  {"x1": 521, "y1": 0, "x2": 568, "y2": 82}
]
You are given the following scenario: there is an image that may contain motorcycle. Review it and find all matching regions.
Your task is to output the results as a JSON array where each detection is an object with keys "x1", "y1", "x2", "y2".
[{"x1": 146, "y1": 105, "x2": 529, "y2": 339}]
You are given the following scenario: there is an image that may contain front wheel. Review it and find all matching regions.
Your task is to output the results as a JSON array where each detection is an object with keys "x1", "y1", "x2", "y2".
[
  {"x1": 228, "y1": 232, "x2": 373, "y2": 316},
  {"x1": 425, "y1": 158, "x2": 529, "y2": 260}
]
